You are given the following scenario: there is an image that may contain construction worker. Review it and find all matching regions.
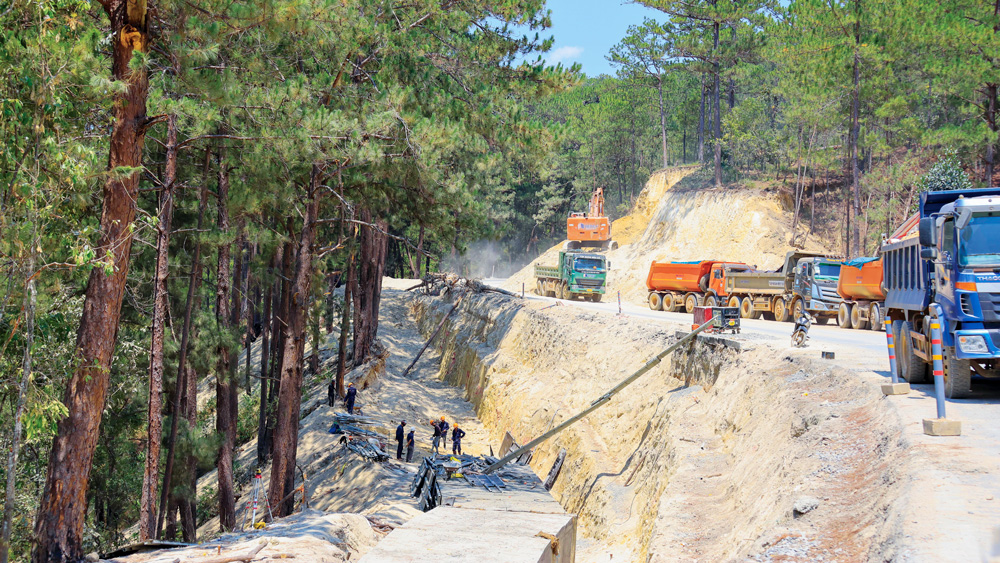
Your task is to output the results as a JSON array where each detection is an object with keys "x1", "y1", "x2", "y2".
[
  {"x1": 451, "y1": 424, "x2": 466, "y2": 455},
  {"x1": 344, "y1": 382, "x2": 357, "y2": 414},
  {"x1": 327, "y1": 380, "x2": 336, "y2": 407},
  {"x1": 395, "y1": 420, "x2": 406, "y2": 460},
  {"x1": 438, "y1": 416, "x2": 450, "y2": 450},
  {"x1": 406, "y1": 429, "x2": 416, "y2": 463},
  {"x1": 429, "y1": 419, "x2": 441, "y2": 454}
]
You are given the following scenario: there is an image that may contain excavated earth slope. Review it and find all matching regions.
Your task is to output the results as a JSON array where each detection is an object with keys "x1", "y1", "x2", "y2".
[
  {"x1": 411, "y1": 291, "x2": 908, "y2": 562},
  {"x1": 505, "y1": 167, "x2": 838, "y2": 304}
]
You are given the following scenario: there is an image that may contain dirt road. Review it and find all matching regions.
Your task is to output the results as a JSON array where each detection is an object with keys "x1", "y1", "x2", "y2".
[{"x1": 487, "y1": 279, "x2": 1000, "y2": 561}]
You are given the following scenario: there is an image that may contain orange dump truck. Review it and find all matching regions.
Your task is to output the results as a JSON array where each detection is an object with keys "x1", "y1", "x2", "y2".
[
  {"x1": 836, "y1": 257, "x2": 885, "y2": 331},
  {"x1": 646, "y1": 260, "x2": 753, "y2": 313}
]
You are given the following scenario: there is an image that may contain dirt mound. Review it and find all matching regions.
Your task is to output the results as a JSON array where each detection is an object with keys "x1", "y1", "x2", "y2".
[{"x1": 505, "y1": 167, "x2": 837, "y2": 304}]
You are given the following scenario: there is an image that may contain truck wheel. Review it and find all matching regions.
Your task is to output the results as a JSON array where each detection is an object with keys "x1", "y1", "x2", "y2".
[
  {"x1": 557, "y1": 283, "x2": 566, "y2": 300},
  {"x1": 850, "y1": 304, "x2": 869, "y2": 330},
  {"x1": 727, "y1": 296, "x2": 740, "y2": 310},
  {"x1": 664, "y1": 293, "x2": 677, "y2": 312},
  {"x1": 895, "y1": 320, "x2": 930, "y2": 384},
  {"x1": 838, "y1": 303, "x2": 852, "y2": 329},
  {"x1": 705, "y1": 295, "x2": 718, "y2": 308},
  {"x1": 536, "y1": 280, "x2": 544, "y2": 296},
  {"x1": 648, "y1": 292, "x2": 663, "y2": 311},
  {"x1": 868, "y1": 304, "x2": 883, "y2": 332},
  {"x1": 791, "y1": 298, "x2": 803, "y2": 321},
  {"x1": 591, "y1": 293, "x2": 602, "y2": 303},
  {"x1": 943, "y1": 346, "x2": 972, "y2": 399},
  {"x1": 685, "y1": 294, "x2": 698, "y2": 314},
  {"x1": 740, "y1": 297, "x2": 754, "y2": 319},
  {"x1": 773, "y1": 298, "x2": 789, "y2": 323},
  {"x1": 815, "y1": 316, "x2": 830, "y2": 325},
  {"x1": 698, "y1": 275, "x2": 709, "y2": 292}
]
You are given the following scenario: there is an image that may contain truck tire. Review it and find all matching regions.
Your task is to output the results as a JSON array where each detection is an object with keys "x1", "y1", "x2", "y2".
[
  {"x1": 648, "y1": 292, "x2": 664, "y2": 311},
  {"x1": 740, "y1": 296, "x2": 754, "y2": 319},
  {"x1": 536, "y1": 279, "x2": 544, "y2": 296},
  {"x1": 791, "y1": 298, "x2": 804, "y2": 321},
  {"x1": 838, "y1": 303, "x2": 852, "y2": 329},
  {"x1": 943, "y1": 346, "x2": 972, "y2": 399},
  {"x1": 850, "y1": 304, "x2": 869, "y2": 330},
  {"x1": 705, "y1": 295, "x2": 718, "y2": 308},
  {"x1": 773, "y1": 297, "x2": 789, "y2": 323},
  {"x1": 895, "y1": 320, "x2": 930, "y2": 384},
  {"x1": 558, "y1": 283, "x2": 566, "y2": 300},
  {"x1": 698, "y1": 275, "x2": 709, "y2": 292},
  {"x1": 591, "y1": 293, "x2": 602, "y2": 303},
  {"x1": 685, "y1": 293, "x2": 698, "y2": 314},
  {"x1": 868, "y1": 303, "x2": 883, "y2": 332},
  {"x1": 664, "y1": 293, "x2": 677, "y2": 312},
  {"x1": 727, "y1": 296, "x2": 740, "y2": 310}
]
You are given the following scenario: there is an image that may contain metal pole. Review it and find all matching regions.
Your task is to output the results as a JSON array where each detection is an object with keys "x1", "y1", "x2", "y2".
[
  {"x1": 522, "y1": 283, "x2": 524, "y2": 299},
  {"x1": 886, "y1": 331, "x2": 899, "y2": 384},
  {"x1": 929, "y1": 308, "x2": 947, "y2": 419},
  {"x1": 618, "y1": 291, "x2": 622, "y2": 315},
  {"x1": 484, "y1": 318, "x2": 717, "y2": 474}
]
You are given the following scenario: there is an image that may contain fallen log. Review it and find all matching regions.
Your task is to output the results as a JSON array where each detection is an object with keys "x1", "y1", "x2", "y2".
[{"x1": 401, "y1": 296, "x2": 463, "y2": 378}]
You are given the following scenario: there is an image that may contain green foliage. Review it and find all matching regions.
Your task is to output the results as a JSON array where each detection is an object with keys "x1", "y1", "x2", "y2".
[{"x1": 918, "y1": 149, "x2": 973, "y2": 193}]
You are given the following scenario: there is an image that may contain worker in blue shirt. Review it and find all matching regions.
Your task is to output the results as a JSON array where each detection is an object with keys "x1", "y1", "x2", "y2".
[
  {"x1": 451, "y1": 425, "x2": 466, "y2": 455},
  {"x1": 406, "y1": 429, "x2": 416, "y2": 462},
  {"x1": 395, "y1": 420, "x2": 406, "y2": 460},
  {"x1": 344, "y1": 382, "x2": 357, "y2": 414}
]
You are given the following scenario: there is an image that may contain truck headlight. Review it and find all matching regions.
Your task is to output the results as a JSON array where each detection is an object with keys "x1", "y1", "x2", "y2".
[{"x1": 958, "y1": 335, "x2": 989, "y2": 354}]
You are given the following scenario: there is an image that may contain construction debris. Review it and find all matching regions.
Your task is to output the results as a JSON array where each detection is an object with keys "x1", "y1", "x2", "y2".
[
  {"x1": 341, "y1": 436, "x2": 390, "y2": 462},
  {"x1": 407, "y1": 273, "x2": 519, "y2": 298}
]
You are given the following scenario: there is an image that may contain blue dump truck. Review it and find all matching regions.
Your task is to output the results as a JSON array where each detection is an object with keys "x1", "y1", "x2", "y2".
[{"x1": 882, "y1": 188, "x2": 1000, "y2": 398}]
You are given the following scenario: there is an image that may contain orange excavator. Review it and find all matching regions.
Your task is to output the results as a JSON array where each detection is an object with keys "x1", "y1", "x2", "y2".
[{"x1": 565, "y1": 187, "x2": 618, "y2": 251}]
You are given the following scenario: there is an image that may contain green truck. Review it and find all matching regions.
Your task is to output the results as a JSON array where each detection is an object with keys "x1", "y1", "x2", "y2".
[{"x1": 534, "y1": 251, "x2": 609, "y2": 302}]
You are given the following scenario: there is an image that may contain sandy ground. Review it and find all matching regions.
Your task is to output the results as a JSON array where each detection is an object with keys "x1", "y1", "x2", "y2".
[
  {"x1": 411, "y1": 291, "x2": 908, "y2": 562},
  {"x1": 190, "y1": 278, "x2": 493, "y2": 540}
]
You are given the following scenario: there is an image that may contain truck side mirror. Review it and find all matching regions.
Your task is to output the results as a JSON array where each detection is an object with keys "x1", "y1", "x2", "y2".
[
  {"x1": 920, "y1": 247, "x2": 939, "y2": 260},
  {"x1": 918, "y1": 217, "x2": 936, "y2": 247}
]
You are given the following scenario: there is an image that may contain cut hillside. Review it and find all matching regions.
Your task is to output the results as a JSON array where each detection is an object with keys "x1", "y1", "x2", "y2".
[{"x1": 505, "y1": 167, "x2": 838, "y2": 304}]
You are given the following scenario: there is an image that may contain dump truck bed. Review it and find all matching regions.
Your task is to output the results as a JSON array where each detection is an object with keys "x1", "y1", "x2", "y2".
[
  {"x1": 838, "y1": 258, "x2": 885, "y2": 301},
  {"x1": 646, "y1": 260, "x2": 714, "y2": 292},
  {"x1": 534, "y1": 264, "x2": 560, "y2": 279},
  {"x1": 726, "y1": 271, "x2": 788, "y2": 295}
]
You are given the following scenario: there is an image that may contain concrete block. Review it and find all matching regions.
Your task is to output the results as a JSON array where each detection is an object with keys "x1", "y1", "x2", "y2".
[
  {"x1": 923, "y1": 418, "x2": 962, "y2": 436},
  {"x1": 881, "y1": 382, "x2": 910, "y2": 395}
]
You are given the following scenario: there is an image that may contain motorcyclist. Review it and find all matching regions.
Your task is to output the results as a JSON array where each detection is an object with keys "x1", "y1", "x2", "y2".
[{"x1": 792, "y1": 312, "x2": 812, "y2": 346}]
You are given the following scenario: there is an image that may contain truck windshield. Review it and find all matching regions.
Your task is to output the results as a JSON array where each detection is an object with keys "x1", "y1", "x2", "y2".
[
  {"x1": 959, "y1": 212, "x2": 1000, "y2": 267},
  {"x1": 574, "y1": 257, "x2": 605, "y2": 271},
  {"x1": 815, "y1": 263, "x2": 840, "y2": 278}
]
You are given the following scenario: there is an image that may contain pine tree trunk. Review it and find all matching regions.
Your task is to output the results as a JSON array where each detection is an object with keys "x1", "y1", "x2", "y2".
[
  {"x1": 698, "y1": 74, "x2": 706, "y2": 163},
  {"x1": 140, "y1": 114, "x2": 177, "y2": 540},
  {"x1": 1, "y1": 250, "x2": 35, "y2": 563},
  {"x1": 850, "y1": 46, "x2": 862, "y2": 258},
  {"x1": 257, "y1": 261, "x2": 274, "y2": 465},
  {"x1": 408, "y1": 225, "x2": 424, "y2": 278},
  {"x1": 712, "y1": 13, "x2": 722, "y2": 187},
  {"x1": 352, "y1": 209, "x2": 388, "y2": 367},
  {"x1": 157, "y1": 150, "x2": 210, "y2": 537},
  {"x1": 214, "y1": 149, "x2": 237, "y2": 532},
  {"x1": 324, "y1": 273, "x2": 336, "y2": 334},
  {"x1": 310, "y1": 288, "x2": 321, "y2": 375},
  {"x1": 268, "y1": 166, "x2": 321, "y2": 517},
  {"x1": 336, "y1": 247, "x2": 354, "y2": 399},
  {"x1": 986, "y1": 83, "x2": 997, "y2": 185},
  {"x1": 32, "y1": 1, "x2": 149, "y2": 559},
  {"x1": 657, "y1": 78, "x2": 669, "y2": 169},
  {"x1": 179, "y1": 363, "x2": 197, "y2": 542}
]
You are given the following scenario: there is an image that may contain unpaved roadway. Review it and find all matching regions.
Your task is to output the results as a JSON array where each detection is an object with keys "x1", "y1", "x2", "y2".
[{"x1": 487, "y1": 279, "x2": 1000, "y2": 562}]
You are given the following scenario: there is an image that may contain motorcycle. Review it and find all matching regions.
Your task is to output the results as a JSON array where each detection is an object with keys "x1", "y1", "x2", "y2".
[{"x1": 791, "y1": 313, "x2": 812, "y2": 348}]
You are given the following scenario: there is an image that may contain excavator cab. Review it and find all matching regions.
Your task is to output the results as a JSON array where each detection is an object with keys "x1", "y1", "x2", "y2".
[{"x1": 566, "y1": 187, "x2": 617, "y2": 251}]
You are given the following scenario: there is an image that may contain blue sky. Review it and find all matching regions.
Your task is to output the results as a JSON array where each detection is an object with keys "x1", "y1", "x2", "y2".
[{"x1": 540, "y1": 0, "x2": 664, "y2": 77}]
